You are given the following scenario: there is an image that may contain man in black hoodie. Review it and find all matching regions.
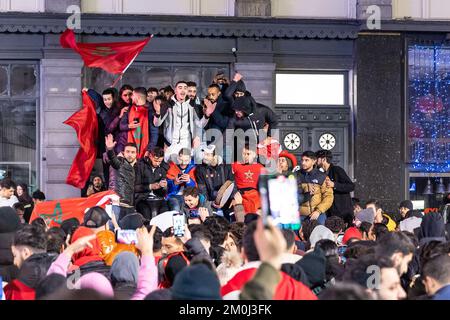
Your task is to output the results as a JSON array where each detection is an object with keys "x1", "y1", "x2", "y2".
[
  {"x1": 4, "y1": 224, "x2": 55, "y2": 299},
  {"x1": 226, "y1": 96, "x2": 278, "y2": 161}
]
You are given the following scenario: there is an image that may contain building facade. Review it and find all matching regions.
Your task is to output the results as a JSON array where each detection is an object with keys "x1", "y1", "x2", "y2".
[{"x1": 0, "y1": 0, "x2": 449, "y2": 212}]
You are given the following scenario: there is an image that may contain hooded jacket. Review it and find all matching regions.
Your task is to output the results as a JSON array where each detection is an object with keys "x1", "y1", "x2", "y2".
[
  {"x1": 110, "y1": 251, "x2": 139, "y2": 300},
  {"x1": 4, "y1": 252, "x2": 55, "y2": 300},
  {"x1": 296, "y1": 168, "x2": 334, "y2": 216},
  {"x1": 227, "y1": 97, "x2": 278, "y2": 142},
  {"x1": 416, "y1": 212, "x2": 447, "y2": 246},
  {"x1": 154, "y1": 96, "x2": 206, "y2": 147}
]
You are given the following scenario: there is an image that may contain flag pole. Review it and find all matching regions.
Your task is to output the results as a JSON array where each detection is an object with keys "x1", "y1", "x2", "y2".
[
  {"x1": 110, "y1": 52, "x2": 138, "y2": 87},
  {"x1": 110, "y1": 35, "x2": 153, "y2": 88}
]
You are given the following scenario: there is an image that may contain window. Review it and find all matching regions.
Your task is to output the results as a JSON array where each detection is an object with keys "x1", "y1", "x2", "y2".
[
  {"x1": 0, "y1": 63, "x2": 39, "y2": 191},
  {"x1": 275, "y1": 73, "x2": 346, "y2": 105},
  {"x1": 83, "y1": 63, "x2": 229, "y2": 98},
  {"x1": 407, "y1": 45, "x2": 450, "y2": 173}
]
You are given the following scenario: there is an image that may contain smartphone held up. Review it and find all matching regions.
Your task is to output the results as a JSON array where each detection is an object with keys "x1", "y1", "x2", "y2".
[{"x1": 259, "y1": 174, "x2": 301, "y2": 231}]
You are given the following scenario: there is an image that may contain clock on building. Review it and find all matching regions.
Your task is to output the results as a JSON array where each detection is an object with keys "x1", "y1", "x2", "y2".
[
  {"x1": 284, "y1": 132, "x2": 301, "y2": 151},
  {"x1": 319, "y1": 133, "x2": 336, "y2": 150}
]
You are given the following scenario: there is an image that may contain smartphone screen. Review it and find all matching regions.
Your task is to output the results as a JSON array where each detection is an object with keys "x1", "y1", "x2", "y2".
[
  {"x1": 173, "y1": 213, "x2": 185, "y2": 237},
  {"x1": 116, "y1": 229, "x2": 138, "y2": 245},
  {"x1": 260, "y1": 174, "x2": 300, "y2": 230}
]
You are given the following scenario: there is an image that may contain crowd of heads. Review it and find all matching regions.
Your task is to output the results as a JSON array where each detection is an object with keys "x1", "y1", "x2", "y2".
[{"x1": 2, "y1": 71, "x2": 450, "y2": 301}]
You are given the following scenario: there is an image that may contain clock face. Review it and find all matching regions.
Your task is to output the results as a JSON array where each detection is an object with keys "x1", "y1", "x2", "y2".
[
  {"x1": 284, "y1": 132, "x2": 301, "y2": 151},
  {"x1": 319, "y1": 133, "x2": 336, "y2": 150}
]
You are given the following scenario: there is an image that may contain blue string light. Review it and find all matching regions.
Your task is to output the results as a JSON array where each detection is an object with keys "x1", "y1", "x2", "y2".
[{"x1": 408, "y1": 45, "x2": 450, "y2": 173}]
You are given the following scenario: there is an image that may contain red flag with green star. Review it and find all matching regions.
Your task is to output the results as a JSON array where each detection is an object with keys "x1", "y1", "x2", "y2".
[{"x1": 29, "y1": 190, "x2": 118, "y2": 227}]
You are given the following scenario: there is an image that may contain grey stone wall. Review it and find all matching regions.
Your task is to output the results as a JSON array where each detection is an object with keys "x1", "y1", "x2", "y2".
[
  {"x1": 45, "y1": 0, "x2": 80, "y2": 13},
  {"x1": 235, "y1": 0, "x2": 271, "y2": 17},
  {"x1": 357, "y1": 0, "x2": 392, "y2": 20},
  {"x1": 233, "y1": 62, "x2": 276, "y2": 108},
  {"x1": 40, "y1": 58, "x2": 83, "y2": 199}
]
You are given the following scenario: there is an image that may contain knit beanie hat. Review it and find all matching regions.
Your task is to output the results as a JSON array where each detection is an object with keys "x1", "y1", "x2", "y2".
[
  {"x1": 171, "y1": 263, "x2": 222, "y2": 300},
  {"x1": 234, "y1": 80, "x2": 246, "y2": 94}
]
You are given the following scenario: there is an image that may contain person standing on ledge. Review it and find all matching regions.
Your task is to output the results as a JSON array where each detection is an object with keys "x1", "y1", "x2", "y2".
[{"x1": 316, "y1": 150, "x2": 355, "y2": 227}]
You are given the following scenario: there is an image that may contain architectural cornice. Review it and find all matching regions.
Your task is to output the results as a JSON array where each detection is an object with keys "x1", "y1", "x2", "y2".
[{"x1": 0, "y1": 12, "x2": 359, "y2": 39}]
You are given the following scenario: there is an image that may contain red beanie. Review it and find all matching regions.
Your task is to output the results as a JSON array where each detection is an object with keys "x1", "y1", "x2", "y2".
[
  {"x1": 279, "y1": 150, "x2": 298, "y2": 170},
  {"x1": 342, "y1": 227, "x2": 362, "y2": 245}
]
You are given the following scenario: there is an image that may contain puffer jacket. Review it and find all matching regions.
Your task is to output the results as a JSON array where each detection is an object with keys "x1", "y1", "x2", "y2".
[
  {"x1": 107, "y1": 149, "x2": 136, "y2": 206},
  {"x1": 297, "y1": 168, "x2": 334, "y2": 216}
]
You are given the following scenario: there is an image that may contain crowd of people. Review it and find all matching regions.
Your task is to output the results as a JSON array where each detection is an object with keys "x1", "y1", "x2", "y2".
[{"x1": 1, "y1": 71, "x2": 450, "y2": 301}]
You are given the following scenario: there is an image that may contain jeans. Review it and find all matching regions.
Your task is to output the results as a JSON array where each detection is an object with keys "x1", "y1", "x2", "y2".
[
  {"x1": 167, "y1": 195, "x2": 184, "y2": 213},
  {"x1": 301, "y1": 213, "x2": 327, "y2": 226},
  {"x1": 109, "y1": 205, "x2": 136, "y2": 230},
  {"x1": 136, "y1": 199, "x2": 169, "y2": 220}
]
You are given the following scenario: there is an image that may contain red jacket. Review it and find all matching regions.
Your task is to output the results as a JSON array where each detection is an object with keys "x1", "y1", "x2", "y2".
[
  {"x1": 4, "y1": 279, "x2": 36, "y2": 300},
  {"x1": 221, "y1": 262, "x2": 317, "y2": 300}
]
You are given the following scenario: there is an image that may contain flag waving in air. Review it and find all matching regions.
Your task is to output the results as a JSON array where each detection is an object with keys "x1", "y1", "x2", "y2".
[
  {"x1": 64, "y1": 91, "x2": 99, "y2": 189},
  {"x1": 60, "y1": 28, "x2": 152, "y2": 75},
  {"x1": 29, "y1": 190, "x2": 119, "y2": 227}
]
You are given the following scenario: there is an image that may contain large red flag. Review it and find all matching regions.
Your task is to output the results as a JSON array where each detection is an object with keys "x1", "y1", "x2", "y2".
[
  {"x1": 60, "y1": 28, "x2": 151, "y2": 74},
  {"x1": 29, "y1": 190, "x2": 118, "y2": 227},
  {"x1": 64, "y1": 91, "x2": 98, "y2": 189}
]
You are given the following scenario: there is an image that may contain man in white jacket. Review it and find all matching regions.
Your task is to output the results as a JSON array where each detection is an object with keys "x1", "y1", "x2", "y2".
[
  {"x1": 0, "y1": 179, "x2": 18, "y2": 208},
  {"x1": 153, "y1": 81, "x2": 207, "y2": 162}
]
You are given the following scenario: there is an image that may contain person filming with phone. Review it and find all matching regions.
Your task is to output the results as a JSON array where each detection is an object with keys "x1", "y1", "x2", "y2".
[
  {"x1": 166, "y1": 148, "x2": 197, "y2": 212},
  {"x1": 134, "y1": 147, "x2": 169, "y2": 220}
]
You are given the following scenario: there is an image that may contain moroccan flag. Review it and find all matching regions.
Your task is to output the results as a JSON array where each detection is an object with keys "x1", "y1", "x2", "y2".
[
  {"x1": 60, "y1": 28, "x2": 151, "y2": 74},
  {"x1": 29, "y1": 190, "x2": 118, "y2": 227},
  {"x1": 127, "y1": 105, "x2": 149, "y2": 159},
  {"x1": 64, "y1": 91, "x2": 98, "y2": 189}
]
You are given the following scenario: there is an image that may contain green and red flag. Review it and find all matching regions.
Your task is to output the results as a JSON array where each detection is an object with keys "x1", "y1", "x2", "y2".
[
  {"x1": 60, "y1": 28, "x2": 151, "y2": 75},
  {"x1": 29, "y1": 190, "x2": 118, "y2": 227}
]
